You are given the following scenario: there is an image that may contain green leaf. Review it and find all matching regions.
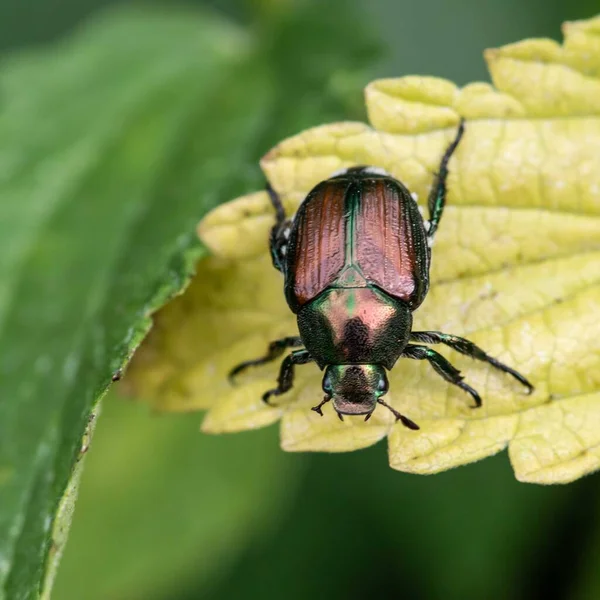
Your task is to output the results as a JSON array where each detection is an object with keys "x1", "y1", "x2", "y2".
[
  {"x1": 52, "y1": 397, "x2": 304, "y2": 600},
  {"x1": 0, "y1": 8, "x2": 271, "y2": 599}
]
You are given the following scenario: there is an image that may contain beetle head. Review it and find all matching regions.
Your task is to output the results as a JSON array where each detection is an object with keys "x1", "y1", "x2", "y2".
[{"x1": 320, "y1": 364, "x2": 388, "y2": 420}]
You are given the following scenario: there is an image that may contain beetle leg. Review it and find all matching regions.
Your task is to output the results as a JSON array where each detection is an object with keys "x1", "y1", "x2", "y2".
[
  {"x1": 229, "y1": 336, "x2": 304, "y2": 382},
  {"x1": 426, "y1": 119, "x2": 465, "y2": 241},
  {"x1": 267, "y1": 181, "x2": 286, "y2": 226},
  {"x1": 262, "y1": 349, "x2": 313, "y2": 406},
  {"x1": 267, "y1": 182, "x2": 293, "y2": 272},
  {"x1": 410, "y1": 331, "x2": 533, "y2": 393},
  {"x1": 402, "y1": 344, "x2": 482, "y2": 408}
]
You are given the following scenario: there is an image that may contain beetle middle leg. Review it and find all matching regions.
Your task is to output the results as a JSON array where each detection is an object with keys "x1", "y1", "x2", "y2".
[
  {"x1": 262, "y1": 349, "x2": 314, "y2": 406},
  {"x1": 410, "y1": 331, "x2": 533, "y2": 393},
  {"x1": 402, "y1": 344, "x2": 482, "y2": 407},
  {"x1": 229, "y1": 336, "x2": 304, "y2": 381},
  {"x1": 267, "y1": 183, "x2": 293, "y2": 272},
  {"x1": 426, "y1": 119, "x2": 465, "y2": 240}
]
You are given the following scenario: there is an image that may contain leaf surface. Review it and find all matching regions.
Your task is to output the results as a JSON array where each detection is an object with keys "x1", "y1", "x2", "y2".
[{"x1": 127, "y1": 16, "x2": 600, "y2": 483}]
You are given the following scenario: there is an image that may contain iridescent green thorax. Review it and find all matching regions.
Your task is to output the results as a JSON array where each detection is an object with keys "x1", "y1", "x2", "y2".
[{"x1": 297, "y1": 286, "x2": 412, "y2": 369}]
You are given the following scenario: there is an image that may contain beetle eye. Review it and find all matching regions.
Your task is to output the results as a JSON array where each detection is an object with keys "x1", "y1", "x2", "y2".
[
  {"x1": 377, "y1": 377, "x2": 388, "y2": 393},
  {"x1": 322, "y1": 374, "x2": 333, "y2": 395}
]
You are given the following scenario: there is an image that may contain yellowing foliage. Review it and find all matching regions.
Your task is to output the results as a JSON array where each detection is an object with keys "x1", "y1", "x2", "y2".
[{"x1": 125, "y1": 16, "x2": 600, "y2": 483}]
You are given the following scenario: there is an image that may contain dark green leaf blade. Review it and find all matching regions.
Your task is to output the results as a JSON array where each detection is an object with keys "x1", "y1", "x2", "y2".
[{"x1": 0, "y1": 9, "x2": 270, "y2": 599}]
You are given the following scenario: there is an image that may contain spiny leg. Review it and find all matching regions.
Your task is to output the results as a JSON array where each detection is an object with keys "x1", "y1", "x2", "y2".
[
  {"x1": 426, "y1": 119, "x2": 465, "y2": 240},
  {"x1": 267, "y1": 182, "x2": 292, "y2": 272},
  {"x1": 229, "y1": 336, "x2": 303, "y2": 382},
  {"x1": 262, "y1": 349, "x2": 313, "y2": 405},
  {"x1": 267, "y1": 181, "x2": 286, "y2": 226},
  {"x1": 410, "y1": 331, "x2": 533, "y2": 393},
  {"x1": 402, "y1": 344, "x2": 482, "y2": 408}
]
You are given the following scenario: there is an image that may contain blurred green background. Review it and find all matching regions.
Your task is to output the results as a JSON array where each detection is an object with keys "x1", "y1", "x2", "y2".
[{"x1": 3, "y1": 1, "x2": 600, "y2": 599}]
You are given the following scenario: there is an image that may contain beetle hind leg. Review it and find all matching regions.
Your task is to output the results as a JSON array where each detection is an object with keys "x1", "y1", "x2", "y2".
[
  {"x1": 262, "y1": 349, "x2": 313, "y2": 406},
  {"x1": 267, "y1": 181, "x2": 286, "y2": 226},
  {"x1": 267, "y1": 182, "x2": 292, "y2": 272},
  {"x1": 426, "y1": 119, "x2": 465, "y2": 241},
  {"x1": 229, "y1": 336, "x2": 303, "y2": 382}
]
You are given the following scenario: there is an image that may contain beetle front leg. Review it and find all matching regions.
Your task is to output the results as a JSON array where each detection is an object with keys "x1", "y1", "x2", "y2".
[
  {"x1": 402, "y1": 344, "x2": 482, "y2": 407},
  {"x1": 262, "y1": 349, "x2": 313, "y2": 406},
  {"x1": 410, "y1": 331, "x2": 533, "y2": 393},
  {"x1": 426, "y1": 119, "x2": 465, "y2": 240},
  {"x1": 267, "y1": 183, "x2": 293, "y2": 272},
  {"x1": 229, "y1": 336, "x2": 304, "y2": 381}
]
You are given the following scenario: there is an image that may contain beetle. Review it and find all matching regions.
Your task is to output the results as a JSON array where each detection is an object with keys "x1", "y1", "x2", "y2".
[{"x1": 230, "y1": 121, "x2": 533, "y2": 429}]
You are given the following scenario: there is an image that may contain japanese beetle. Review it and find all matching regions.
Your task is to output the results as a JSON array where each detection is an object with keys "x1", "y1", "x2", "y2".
[{"x1": 231, "y1": 121, "x2": 533, "y2": 429}]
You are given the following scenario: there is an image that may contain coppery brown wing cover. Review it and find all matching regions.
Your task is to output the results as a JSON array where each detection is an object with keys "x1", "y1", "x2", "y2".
[
  {"x1": 285, "y1": 174, "x2": 429, "y2": 312},
  {"x1": 354, "y1": 179, "x2": 429, "y2": 308},
  {"x1": 286, "y1": 180, "x2": 348, "y2": 310}
]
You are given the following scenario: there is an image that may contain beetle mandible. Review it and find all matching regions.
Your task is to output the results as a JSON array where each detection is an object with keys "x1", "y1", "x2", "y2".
[{"x1": 230, "y1": 121, "x2": 533, "y2": 429}]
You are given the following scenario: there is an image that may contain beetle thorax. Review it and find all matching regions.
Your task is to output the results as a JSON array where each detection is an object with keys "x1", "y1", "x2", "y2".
[{"x1": 296, "y1": 286, "x2": 412, "y2": 369}]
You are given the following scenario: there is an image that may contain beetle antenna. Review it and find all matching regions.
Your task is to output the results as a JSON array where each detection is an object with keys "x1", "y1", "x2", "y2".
[
  {"x1": 311, "y1": 395, "x2": 332, "y2": 417},
  {"x1": 377, "y1": 399, "x2": 420, "y2": 430}
]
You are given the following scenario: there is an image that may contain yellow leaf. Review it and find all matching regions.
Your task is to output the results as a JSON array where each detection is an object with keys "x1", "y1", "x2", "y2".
[{"x1": 124, "y1": 15, "x2": 600, "y2": 483}]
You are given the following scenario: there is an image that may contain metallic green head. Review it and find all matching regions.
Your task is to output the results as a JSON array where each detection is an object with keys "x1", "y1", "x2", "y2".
[{"x1": 320, "y1": 364, "x2": 388, "y2": 420}]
